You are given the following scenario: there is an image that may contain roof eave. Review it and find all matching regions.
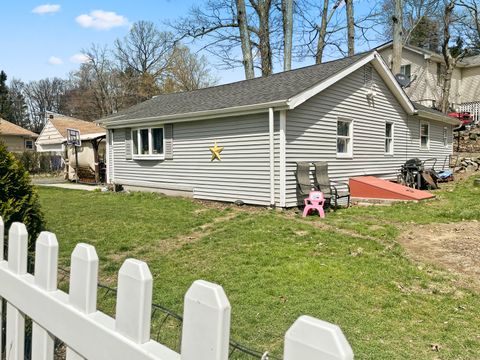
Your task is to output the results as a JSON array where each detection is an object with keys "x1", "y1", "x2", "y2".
[
  {"x1": 415, "y1": 110, "x2": 462, "y2": 126},
  {"x1": 98, "y1": 100, "x2": 289, "y2": 128}
]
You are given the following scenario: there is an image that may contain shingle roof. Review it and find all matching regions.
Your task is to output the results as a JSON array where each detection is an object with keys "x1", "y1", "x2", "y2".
[
  {"x1": 49, "y1": 114, "x2": 105, "y2": 138},
  {"x1": 102, "y1": 52, "x2": 371, "y2": 123},
  {"x1": 0, "y1": 118, "x2": 38, "y2": 137}
]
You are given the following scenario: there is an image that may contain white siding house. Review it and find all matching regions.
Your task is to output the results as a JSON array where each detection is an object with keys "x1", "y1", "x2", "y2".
[
  {"x1": 378, "y1": 42, "x2": 480, "y2": 122},
  {"x1": 99, "y1": 51, "x2": 460, "y2": 208}
]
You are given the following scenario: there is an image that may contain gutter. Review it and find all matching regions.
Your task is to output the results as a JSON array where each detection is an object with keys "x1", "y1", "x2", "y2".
[
  {"x1": 268, "y1": 108, "x2": 275, "y2": 207},
  {"x1": 414, "y1": 109, "x2": 462, "y2": 126},
  {"x1": 98, "y1": 100, "x2": 288, "y2": 128}
]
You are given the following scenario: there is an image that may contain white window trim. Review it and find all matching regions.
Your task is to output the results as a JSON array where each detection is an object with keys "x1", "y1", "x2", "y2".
[
  {"x1": 336, "y1": 117, "x2": 353, "y2": 158},
  {"x1": 420, "y1": 121, "x2": 430, "y2": 150},
  {"x1": 132, "y1": 126, "x2": 165, "y2": 160},
  {"x1": 385, "y1": 121, "x2": 394, "y2": 155},
  {"x1": 443, "y1": 126, "x2": 448, "y2": 147}
]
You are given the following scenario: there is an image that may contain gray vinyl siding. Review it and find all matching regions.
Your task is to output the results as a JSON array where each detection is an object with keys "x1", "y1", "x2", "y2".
[
  {"x1": 285, "y1": 66, "x2": 453, "y2": 207},
  {"x1": 111, "y1": 114, "x2": 275, "y2": 206}
]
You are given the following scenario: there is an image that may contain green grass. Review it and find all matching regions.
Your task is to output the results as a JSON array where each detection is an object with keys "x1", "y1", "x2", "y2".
[{"x1": 36, "y1": 177, "x2": 480, "y2": 359}]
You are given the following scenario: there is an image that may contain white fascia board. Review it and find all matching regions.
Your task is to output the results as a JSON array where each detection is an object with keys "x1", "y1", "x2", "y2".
[
  {"x1": 415, "y1": 110, "x2": 462, "y2": 126},
  {"x1": 98, "y1": 100, "x2": 288, "y2": 129},
  {"x1": 80, "y1": 132, "x2": 107, "y2": 141},
  {"x1": 371, "y1": 52, "x2": 416, "y2": 115},
  {"x1": 286, "y1": 53, "x2": 376, "y2": 109}
]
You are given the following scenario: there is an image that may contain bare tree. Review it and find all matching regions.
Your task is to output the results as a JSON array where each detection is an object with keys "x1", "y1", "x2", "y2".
[
  {"x1": 170, "y1": 0, "x2": 281, "y2": 77},
  {"x1": 440, "y1": 0, "x2": 465, "y2": 113},
  {"x1": 458, "y1": 0, "x2": 480, "y2": 52},
  {"x1": 392, "y1": 0, "x2": 404, "y2": 74},
  {"x1": 345, "y1": 0, "x2": 355, "y2": 55},
  {"x1": 282, "y1": 0, "x2": 294, "y2": 70},
  {"x1": 115, "y1": 21, "x2": 174, "y2": 97},
  {"x1": 23, "y1": 78, "x2": 66, "y2": 132},
  {"x1": 163, "y1": 46, "x2": 218, "y2": 92}
]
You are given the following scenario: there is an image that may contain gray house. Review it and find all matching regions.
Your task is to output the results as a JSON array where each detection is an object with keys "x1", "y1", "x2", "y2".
[{"x1": 99, "y1": 50, "x2": 460, "y2": 208}]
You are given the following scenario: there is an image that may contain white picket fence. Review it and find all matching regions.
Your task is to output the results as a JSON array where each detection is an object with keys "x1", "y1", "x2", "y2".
[
  {"x1": 459, "y1": 102, "x2": 480, "y2": 125},
  {"x1": 0, "y1": 217, "x2": 354, "y2": 360}
]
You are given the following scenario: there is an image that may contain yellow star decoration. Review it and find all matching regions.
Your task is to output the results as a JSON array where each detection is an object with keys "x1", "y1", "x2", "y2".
[{"x1": 209, "y1": 141, "x2": 224, "y2": 161}]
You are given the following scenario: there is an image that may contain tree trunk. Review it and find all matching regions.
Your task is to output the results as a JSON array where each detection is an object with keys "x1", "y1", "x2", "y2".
[
  {"x1": 252, "y1": 0, "x2": 273, "y2": 76},
  {"x1": 345, "y1": 0, "x2": 355, "y2": 56},
  {"x1": 237, "y1": 0, "x2": 255, "y2": 79},
  {"x1": 441, "y1": 0, "x2": 456, "y2": 113},
  {"x1": 316, "y1": 0, "x2": 330, "y2": 64},
  {"x1": 282, "y1": 0, "x2": 294, "y2": 71},
  {"x1": 392, "y1": 0, "x2": 403, "y2": 74}
]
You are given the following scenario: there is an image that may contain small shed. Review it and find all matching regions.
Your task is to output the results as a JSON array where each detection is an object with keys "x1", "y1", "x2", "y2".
[
  {"x1": 36, "y1": 113, "x2": 106, "y2": 183},
  {"x1": 0, "y1": 118, "x2": 38, "y2": 152}
]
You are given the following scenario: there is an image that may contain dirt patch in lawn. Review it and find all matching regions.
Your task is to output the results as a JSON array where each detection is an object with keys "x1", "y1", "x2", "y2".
[{"x1": 399, "y1": 221, "x2": 480, "y2": 290}]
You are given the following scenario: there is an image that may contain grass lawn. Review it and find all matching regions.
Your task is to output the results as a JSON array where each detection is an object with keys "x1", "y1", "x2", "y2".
[{"x1": 37, "y1": 176, "x2": 480, "y2": 359}]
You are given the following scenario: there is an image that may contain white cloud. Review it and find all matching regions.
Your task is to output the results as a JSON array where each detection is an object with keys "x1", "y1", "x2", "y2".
[
  {"x1": 48, "y1": 56, "x2": 63, "y2": 65},
  {"x1": 32, "y1": 4, "x2": 60, "y2": 14},
  {"x1": 70, "y1": 53, "x2": 90, "y2": 64},
  {"x1": 75, "y1": 10, "x2": 129, "y2": 30}
]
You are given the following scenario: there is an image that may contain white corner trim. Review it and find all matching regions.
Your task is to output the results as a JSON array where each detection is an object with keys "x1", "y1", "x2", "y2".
[
  {"x1": 287, "y1": 53, "x2": 376, "y2": 109},
  {"x1": 279, "y1": 110, "x2": 286, "y2": 208},
  {"x1": 106, "y1": 130, "x2": 110, "y2": 184},
  {"x1": 269, "y1": 108, "x2": 275, "y2": 207}
]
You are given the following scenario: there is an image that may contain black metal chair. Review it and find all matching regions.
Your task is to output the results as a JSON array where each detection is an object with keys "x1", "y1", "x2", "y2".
[
  {"x1": 295, "y1": 162, "x2": 313, "y2": 206},
  {"x1": 313, "y1": 161, "x2": 351, "y2": 210}
]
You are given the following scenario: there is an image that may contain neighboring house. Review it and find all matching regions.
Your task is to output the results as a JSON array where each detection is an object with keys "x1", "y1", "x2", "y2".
[
  {"x1": 0, "y1": 118, "x2": 38, "y2": 152},
  {"x1": 36, "y1": 113, "x2": 106, "y2": 182},
  {"x1": 378, "y1": 42, "x2": 480, "y2": 121},
  {"x1": 98, "y1": 50, "x2": 460, "y2": 208}
]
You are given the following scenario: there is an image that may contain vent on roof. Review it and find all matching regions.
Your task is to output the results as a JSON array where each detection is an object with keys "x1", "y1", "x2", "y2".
[
  {"x1": 49, "y1": 114, "x2": 54, "y2": 119},
  {"x1": 364, "y1": 65, "x2": 373, "y2": 87}
]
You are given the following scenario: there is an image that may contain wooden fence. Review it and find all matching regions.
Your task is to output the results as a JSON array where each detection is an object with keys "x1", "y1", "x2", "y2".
[{"x1": 0, "y1": 217, "x2": 354, "y2": 360}]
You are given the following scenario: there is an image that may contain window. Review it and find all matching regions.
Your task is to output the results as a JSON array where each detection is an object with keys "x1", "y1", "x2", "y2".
[
  {"x1": 25, "y1": 140, "x2": 34, "y2": 151},
  {"x1": 400, "y1": 64, "x2": 411, "y2": 81},
  {"x1": 443, "y1": 126, "x2": 448, "y2": 146},
  {"x1": 437, "y1": 63, "x2": 445, "y2": 86},
  {"x1": 337, "y1": 118, "x2": 353, "y2": 157},
  {"x1": 385, "y1": 122, "x2": 394, "y2": 154},
  {"x1": 420, "y1": 121, "x2": 430, "y2": 150},
  {"x1": 131, "y1": 127, "x2": 164, "y2": 159}
]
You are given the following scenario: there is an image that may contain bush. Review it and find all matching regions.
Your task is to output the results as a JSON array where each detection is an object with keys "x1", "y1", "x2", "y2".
[{"x1": 0, "y1": 142, "x2": 45, "y2": 248}]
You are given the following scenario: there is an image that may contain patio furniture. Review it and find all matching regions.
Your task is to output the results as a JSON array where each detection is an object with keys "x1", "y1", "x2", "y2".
[
  {"x1": 313, "y1": 161, "x2": 351, "y2": 210},
  {"x1": 302, "y1": 190, "x2": 326, "y2": 218},
  {"x1": 295, "y1": 162, "x2": 313, "y2": 205}
]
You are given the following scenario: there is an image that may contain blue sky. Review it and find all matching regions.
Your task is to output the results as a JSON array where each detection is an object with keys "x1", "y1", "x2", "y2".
[{"x1": 0, "y1": 1, "x2": 381, "y2": 85}]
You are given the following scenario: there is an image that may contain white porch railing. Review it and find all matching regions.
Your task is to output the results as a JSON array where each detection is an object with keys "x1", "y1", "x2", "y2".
[
  {"x1": 459, "y1": 102, "x2": 480, "y2": 124},
  {"x1": 0, "y1": 217, "x2": 354, "y2": 360}
]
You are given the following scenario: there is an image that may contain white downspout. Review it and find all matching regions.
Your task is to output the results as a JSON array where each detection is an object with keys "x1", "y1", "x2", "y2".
[
  {"x1": 106, "y1": 129, "x2": 110, "y2": 184},
  {"x1": 269, "y1": 108, "x2": 275, "y2": 207}
]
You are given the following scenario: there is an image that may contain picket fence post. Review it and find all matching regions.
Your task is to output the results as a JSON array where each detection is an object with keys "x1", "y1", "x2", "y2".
[
  {"x1": 0, "y1": 216, "x2": 3, "y2": 357},
  {"x1": 115, "y1": 259, "x2": 153, "y2": 343},
  {"x1": 32, "y1": 232, "x2": 59, "y2": 360},
  {"x1": 181, "y1": 280, "x2": 231, "y2": 360},
  {"x1": 66, "y1": 243, "x2": 99, "y2": 360},
  {"x1": 284, "y1": 315, "x2": 354, "y2": 360},
  {"x1": 6, "y1": 222, "x2": 28, "y2": 360}
]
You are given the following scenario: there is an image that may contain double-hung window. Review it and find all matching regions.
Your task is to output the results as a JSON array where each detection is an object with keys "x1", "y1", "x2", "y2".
[
  {"x1": 132, "y1": 127, "x2": 164, "y2": 159},
  {"x1": 385, "y1": 122, "x2": 394, "y2": 155},
  {"x1": 420, "y1": 121, "x2": 430, "y2": 150},
  {"x1": 400, "y1": 64, "x2": 411, "y2": 82},
  {"x1": 337, "y1": 118, "x2": 353, "y2": 157}
]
